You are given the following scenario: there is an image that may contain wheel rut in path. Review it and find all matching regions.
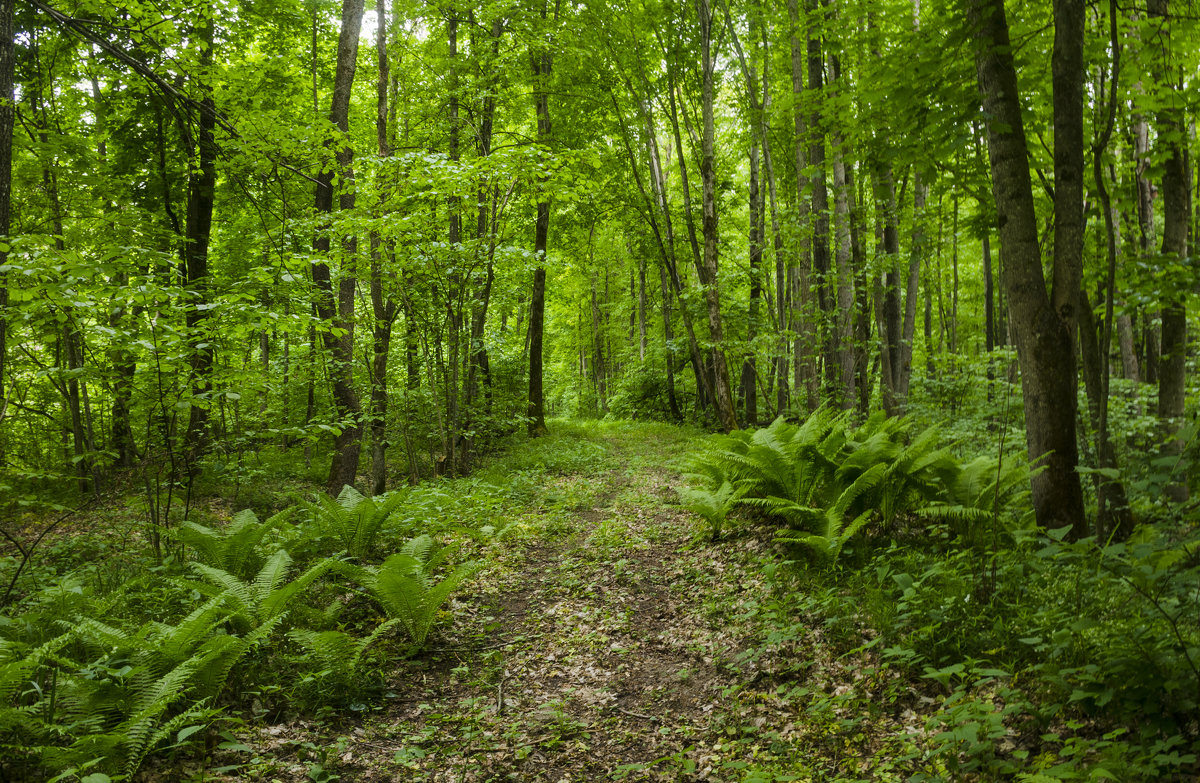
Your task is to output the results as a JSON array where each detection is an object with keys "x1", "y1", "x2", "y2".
[{"x1": 332, "y1": 441, "x2": 758, "y2": 781}]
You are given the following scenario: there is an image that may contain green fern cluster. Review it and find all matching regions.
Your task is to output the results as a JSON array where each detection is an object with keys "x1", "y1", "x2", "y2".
[
  {"x1": 0, "y1": 497, "x2": 482, "y2": 781},
  {"x1": 681, "y1": 410, "x2": 1032, "y2": 562},
  {"x1": 299, "y1": 485, "x2": 411, "y2": 560}
]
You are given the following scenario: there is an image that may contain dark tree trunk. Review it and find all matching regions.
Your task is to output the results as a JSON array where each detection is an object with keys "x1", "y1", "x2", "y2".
[
  {"x1": 696, "y1": 0, "x2": 737, "y2": 433},
  {"x1": 0, "y1": 0, "x2": 10, "y2": 466},
  {"x1": 1147, "y1": 0, "x2": 1190, "y2": 503},
  {"x1": 369, "y1": 0, "x2": 397, "y2": 495},
  {"x1": 182, "y1": 14, "x2": 217, "y2": 466},
  {"x1": 806, "y1": 0, "x2": 834, "y2": 397},
  {"x1": 313, "y1": 0, "x2": 366, "y2": 494},
  {"x1": 970, "y1": 0, "x2": 1087, "y2": 535},
  {"x1": 873, "y1": 163, "x2": 902, "y2": 416},
  {"x1": 528, "y1": 0, "x2": 555, "y2": 437}
]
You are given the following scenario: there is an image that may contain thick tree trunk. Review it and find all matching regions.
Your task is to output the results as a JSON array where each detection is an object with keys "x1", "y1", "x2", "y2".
[
  {"x1": 313, "y1": 0, "x2": 366, "y2": 494},
  {"x1": 696, "y1": 0, "x2": 737, "y2": 432},
  {"x1": 970, "y1": 0, "x2": 1086, "y2": 535},
  {"x1": 182, "y1": 14, "x2": 217, "y2": 467}
]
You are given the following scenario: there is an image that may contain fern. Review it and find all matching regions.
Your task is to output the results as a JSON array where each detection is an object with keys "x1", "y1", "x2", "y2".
[
  {"x1": 190, "y1": 550, "x2": 338, "y2": 632},
  {"x1": 775, "y1": 463, "x2": 887, "y2": 560},
  {"x1": 288, "y1": 618, "x2": 402, "y2": 678},
  {"x1": 355, "y1": 538, "x2": 481, "y2": 648},
  {"x1": 174, "y1": 508, "x2": 295, "y2": 579},
  {"x1": 677, "y1": 478, "x2": 746, "y2": 540},
  {"x1": 302, "y1": 486, "x2": 409, "y2": 560}
]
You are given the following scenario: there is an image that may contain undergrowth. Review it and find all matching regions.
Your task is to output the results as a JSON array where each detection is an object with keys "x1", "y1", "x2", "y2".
[
  {"x1": 680, "y1": 410, "x2": 1200, "y2": 781},
  {"x1": 0, "y1": 419, "x2": 615, "y2": 782}
]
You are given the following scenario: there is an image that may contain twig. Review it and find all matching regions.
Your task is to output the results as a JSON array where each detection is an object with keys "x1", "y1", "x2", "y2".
[
  {"x1": 424, "y1": 634, "x2": 542, "y2": 654},
  {"x1": 616, "y1": 707, "x2": 657, "y2": 721}
]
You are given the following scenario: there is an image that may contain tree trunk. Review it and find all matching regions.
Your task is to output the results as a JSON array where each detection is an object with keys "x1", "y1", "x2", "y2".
[
  {"x1": 897, "y1": 172, "x2": 926, "y2": 407},
  {"x1": 182, "y1": 12, "x2": 217, "y2": 467},
  {"x1": 0, "y1": 0, "x2": 10, "y2": 466},
  {"x1": 1146, "y1": 0, "x2": 1190, "y2": 503},
  {"x1": 829, "y1": 50, "x2": 857, "y2": 410},
  {"x1": 313, "y1": 0, "x2": 366, "y2": 494},
  {"x1": 528, "y1": 0, "x2": 555, "y2": 437},
  {"x1": 873, "y1": 163, "x2": 902, "y2": 416},
  {"x1": 659, "y1": 264, "x2": 681, "y2": 420},
  {"x1": 369, "y1": 0, "x2": 397, "y2": 495},
  {"x1": 695, "y1": 0, "x2": 737, "y2": 432},
  {"x1": 970, "y1": 0, "x2": 1086, "y2": 535},
  {"x1": 788, "y1": 0, "x2": 816, "y2": 409},
  {"x1": 723, "y1": 0, "x2": 762, "y2": 425}
]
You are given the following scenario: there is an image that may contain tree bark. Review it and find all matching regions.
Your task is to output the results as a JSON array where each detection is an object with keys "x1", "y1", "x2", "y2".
[
  {"x1": 970, "y1": 0, "x2": 1086, "y2": 535},
  {"x1": 1146, "y1": 0, "x2": 1190, "y2": 503},
  {"x1": 695, "y1": 0, "x2": 737, "y2": 433},
  {"x1": 528, "y1": 0, "x2": 556, "y2": 438},
  {"x1": 873, "y1": 163, "x2": 902, "y2": 416},
  {"x1": 182, "y1": 12, "x2": 217, "y2": 467},
  {"x1": 0, "y1": 0, "x2": 10, "y2": 465},
  {"x1": 829, "y1": 51, "x2": 857, "y2": 410},
  {"x1": 313, "y1": 0, "x2": 366, "y2": 494},
  {"x1": 369, "y1": 0, "x2": 397, "y2": 495},
  {"x1": 788, "y1": 0, "x2": 817, "y2": 409}
]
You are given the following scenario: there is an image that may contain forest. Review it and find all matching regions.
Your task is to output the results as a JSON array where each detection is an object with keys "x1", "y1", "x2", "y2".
[{"x1": 0, "y1": 0, "x2": 1197, "y2": 778}]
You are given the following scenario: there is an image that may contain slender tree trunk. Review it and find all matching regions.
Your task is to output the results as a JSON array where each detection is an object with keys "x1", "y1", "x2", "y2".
[
  {"x1": 0, "y1": 0, "x2": 10, "y2": 466},
  {"x1": 873, "y1": 164, "x2": 902, "y2": 416},
  {"x1": 970, "y1": 0, "x2": 1086, "y2": 535},
  {"x1": 528, "y1": 0, "x2": 556, "y2": 437},
  {"x1": 829, "y1": 51, "x2": 856, "y2": 410},
  {"x1": 896, "y1": 172, "x2": 926, "y2": 406},
  {"x1": 788, "y1": 0, "x2": 816, "y2": 408},
  {"x1": 312, "y1": 0, "x2": 366, "y2": 494},
  {"x1": 695, "y1": 0, "x2": 737, "y2": 432},
  {"x1": 659, "y1": 264, "x2": 681, "y2": 420},
  {"x1": 369, "y1": 0, "x2": 397, "y2": 495},
  {"x1": 723, "y1": 0, "x2": 762, "y2": 424},
  {"x1": 1146, "y1": 0, "x2": 1190, "y2": 503},
  {"x1": 806, "y1": 0, "x2": 834, "y2": 396},
  {"x1": 1086, "y1": 0, "x2": 1135, "y2": 540}
]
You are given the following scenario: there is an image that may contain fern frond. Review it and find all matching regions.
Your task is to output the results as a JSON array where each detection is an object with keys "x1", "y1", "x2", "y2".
[
  {"x1": 257, "y1": 557, "x2": 338, "y2": 624},
  {"x1": 251, "y1": 549, "x2": 294, "y2": 604}
]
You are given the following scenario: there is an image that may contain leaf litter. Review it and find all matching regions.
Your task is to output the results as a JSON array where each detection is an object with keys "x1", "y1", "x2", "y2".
[{"x1": 184, "y1": 431, "x2": 951, "y2": 783}]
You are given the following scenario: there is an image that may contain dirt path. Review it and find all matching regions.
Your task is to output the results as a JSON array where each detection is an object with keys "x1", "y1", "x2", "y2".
[{"x1": 228, "y1": 427, "x2": 922, "y2": 782}]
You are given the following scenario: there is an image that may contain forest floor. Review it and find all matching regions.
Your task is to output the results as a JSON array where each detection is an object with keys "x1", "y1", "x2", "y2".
[{"x1": 199, "y1": 423, "x2": 941, "y2": 783}]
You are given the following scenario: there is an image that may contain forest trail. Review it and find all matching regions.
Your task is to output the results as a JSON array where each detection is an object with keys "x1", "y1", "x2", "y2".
[{"x1": 228, "y1": 424, "x2": 919, "y2": 783}]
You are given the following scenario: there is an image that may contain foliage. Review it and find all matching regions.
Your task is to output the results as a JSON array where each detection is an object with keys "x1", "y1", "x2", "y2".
[
  {"x1": 299, "y1": 486, "x2": 409, "y2": 561},
  {"x1": 173, "y1": 508, "x2": 295, "y2": 580},
  {"x1": 679, "y1": 411, "x2": 1027, "y2": 562},
  {"x1": 353, "y1": 535, "x2": 482, "y2": 649}
]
